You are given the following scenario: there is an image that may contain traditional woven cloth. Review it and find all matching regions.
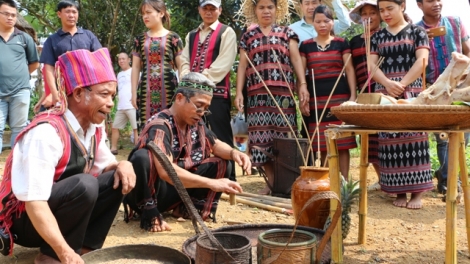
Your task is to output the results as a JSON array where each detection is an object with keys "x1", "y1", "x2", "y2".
[{"x1": 56, "y1": 48, "x2": 117, "y2": 96}]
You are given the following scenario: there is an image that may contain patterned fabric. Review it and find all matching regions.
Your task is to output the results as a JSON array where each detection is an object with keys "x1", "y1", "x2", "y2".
[
  {"x1": 189, "y1": 23, "x2": 231, "y2": 98},
  {"x1": 178, "y1": 81, "x2": 213, "y2": 95},
  {"x1": 416, "y1": 16, "x2": 470, "y2": 84},
  {"x1": 370, "y1": 24, "x2": 430, "y2": 98},
  {"x1": 350, "y1": 32, "x2": 380, "y2": 92},
  {"x1": 57, "y1": 48, "x2": 116, "y2": 96},
  {"x1": 0, "y1": 113, "x2": 101, "y2": 255},
  {"x1": 132, "y1": 31, "x2": 183, "y2": 124},
  {"x1": 371, "y1": 24, "x2": 432, "y2": 194},
  {"x1": 378, "y1": 132, "x2": 434, "y2": 193},
  {"x1": 239, "y1": 25, "x2": 298, "y2": 166},
  {"x1": 299, "y1": 37, "x2": 356, "y2": 152},
  {"x1": 133, "y1": 109, "x2": 221, "y2": 220}
]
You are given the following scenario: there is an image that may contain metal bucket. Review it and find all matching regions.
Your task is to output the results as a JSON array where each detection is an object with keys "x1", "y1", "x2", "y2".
[
  {"x1": 81, "y1": 244, "x2": 190, "y2": 263},
  {"x1": 196, "y1": 232, "x2": 252, "y2": 264},
  {"x1": 257, "y1": 229, "x2": 317, "y2": 264}
]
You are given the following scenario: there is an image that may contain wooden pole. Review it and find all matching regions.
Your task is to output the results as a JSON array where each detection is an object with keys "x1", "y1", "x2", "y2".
[
  {"x1": 458, "y1": 132, "x2": 470, "y2": 255},
  {"x1": 358, "y1": 133, "x2": 369, "y2": 244},
  {"x1": 422, "y1": 58, "x2": 426, "y2": 91},
  {"x1": 229, "y1": 193, "x2": 236, "y2": 205},
  {"x1": 238, "y1": 195, "x2": 293, "y2": 210},
  {"x1": 325, "y1": 130, "x2": 343, "y2": 263},
  {"x1": 446, "y1": 132, "x2": 459, "y2": 264},
  {"x1": 220, "y1": 193, "x2": 293, "y2": 215},
  {"x1": 237, "y1": 192, "x2": 292, "y2": 204}
]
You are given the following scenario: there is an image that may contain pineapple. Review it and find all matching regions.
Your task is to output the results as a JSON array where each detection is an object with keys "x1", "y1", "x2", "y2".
[{"x1": 323, "y1": 177, "x2": 361, "y2": 240}]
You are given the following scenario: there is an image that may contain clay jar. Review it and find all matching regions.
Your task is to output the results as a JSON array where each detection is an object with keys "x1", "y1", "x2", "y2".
[{"x1": 291, "y1": 166, "x2": 331, "y2": 229}]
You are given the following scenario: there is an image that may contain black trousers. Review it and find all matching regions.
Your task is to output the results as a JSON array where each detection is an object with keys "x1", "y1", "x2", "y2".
[
  {"x1": 205, "y1": 97, "x2": 235, "y2": 180},
  {"x1": 11, "y1": 171, "x2": 123, "y2": 260},
  {"x1": 126, "y1": 149, "x2": 230, "y2": 225}
]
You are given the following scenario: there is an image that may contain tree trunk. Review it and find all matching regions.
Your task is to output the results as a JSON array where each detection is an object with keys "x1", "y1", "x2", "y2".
[{"x1": 107, "y1": 0, "x2": 122, "y2": 48}]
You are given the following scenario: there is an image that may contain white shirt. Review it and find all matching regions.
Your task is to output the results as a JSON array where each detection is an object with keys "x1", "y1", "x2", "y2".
[
  {"x1": 11, "y1": 110, "x2": 117, "y2": 201},
  {"x1": 117, "y1": 68, "x2": 133, "y2": 110}
]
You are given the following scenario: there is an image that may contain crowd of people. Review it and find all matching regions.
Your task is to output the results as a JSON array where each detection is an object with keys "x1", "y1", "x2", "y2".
[{"x1": 0, "y1": 0, "x2": 468, "y2": 262}]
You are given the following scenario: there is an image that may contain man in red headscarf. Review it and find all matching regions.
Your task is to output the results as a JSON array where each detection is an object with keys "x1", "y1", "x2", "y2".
[{"x1": 0, "y1": 48, "x2": 136, "y2": 264}]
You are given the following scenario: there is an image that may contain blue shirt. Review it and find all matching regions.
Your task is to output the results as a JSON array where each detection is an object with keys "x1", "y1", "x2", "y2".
[
  {"x1": 40, "y1": 28, "x2": 102, "y2": 66},
  {"x1": 289, "y1": 0, "x2": 351, "y2": 44},
  {"x1": 0, "y1": 28, "x2": 39, "y2": 97}
]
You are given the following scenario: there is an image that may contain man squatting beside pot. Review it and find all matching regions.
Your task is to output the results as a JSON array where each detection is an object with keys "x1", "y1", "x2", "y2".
[
  {"x1": 124, "y1": 72, "x2": 252, "y2": 232},
  {"x1": 0, "y1": 48, "x2": 136, "y2": 264}
]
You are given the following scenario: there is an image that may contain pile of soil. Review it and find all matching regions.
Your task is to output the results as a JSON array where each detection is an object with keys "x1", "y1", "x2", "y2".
[{"x1": 1, "y1": 137, "x2": 470, "y2": 263}]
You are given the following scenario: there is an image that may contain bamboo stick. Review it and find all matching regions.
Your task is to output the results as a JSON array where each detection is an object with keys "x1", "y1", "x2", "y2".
[
  {"x1": 422, "y1": 58, "x2": 426, "y2": 91},
  {"x1": 307, "y1": 54, "x2": 352, "y2": 155},
  {"x1": 458, "y1": 132, "x2": 470, "y2": 255},
  {"x1": 221, "y1": 193, "x2": 293, "y2": 215},
  {"x1": 358, "y1": 56, "x2": 385, "y2": 95},
  {"x1": 325, "y1": 130, "x2": 343, "y2": 263},
  {"x1": 358, "y1": 133, "x2": 369, "y2": 244},
  {"x1": 312, "y1": 68, "x2": 322, "y2": 168},
  {"x1": 446, "y1": 132, "x2": 459, "y2": 263},
  {"x1": 237, "y1": 192, "x2": 292, "y2": 203},
  {"x1": 238, "y1": 195, "x2": 293, "y2": 210},
  {"x1": 229, "y1": 193, "x2": 236, "y2": 205},
  {"x1": 244, "y1": 53, "x2": 307, "y2": 167}
]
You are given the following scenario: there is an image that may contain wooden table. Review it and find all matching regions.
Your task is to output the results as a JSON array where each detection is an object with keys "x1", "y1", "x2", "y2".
[{"x1": 325, "y1": 126, "x2": 470, "y2": 264}]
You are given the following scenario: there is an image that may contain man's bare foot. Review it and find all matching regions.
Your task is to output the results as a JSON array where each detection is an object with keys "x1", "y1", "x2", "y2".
[
  {"x1": 149, "y1": 217, "x2": 172, "y2": 232},
  {"x1": 406, "y1": 192, "x2": 424, "y2": 209},
  {"x1": 392, "y1": 193, "x2": 407, "y2": 207},
  {"x1": 258, "y1": 185, "x2": 271, "y2": 195}
]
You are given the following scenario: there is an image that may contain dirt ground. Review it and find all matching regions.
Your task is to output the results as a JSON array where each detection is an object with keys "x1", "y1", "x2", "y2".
[{"x1": 1, "y1": 135, "x2": 470, "y2": 264}]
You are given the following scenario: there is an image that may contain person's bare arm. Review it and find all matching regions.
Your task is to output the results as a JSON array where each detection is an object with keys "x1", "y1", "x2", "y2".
[
  {"x1": 212, "y1": 139, "x2": 251, "y2": 174},
  {"x1": 102, "y1": 160, "x2": 136, "y2": 194},
  {"x1": 25, "y1": 201, "x2": 83, "y2": 263},
  {"x1": 343, "y1": 52, "x2": 357, "y2": 101},
  {"x1": 289, "y1": 39, "x2": 309, "y2": 112},
  {"x1": 462, "y1": 38, "x2": 470, "y2": 58},
  {"x1": 44, "y1": 64, "x2": 59, "y2": 107},
  {"x1": 399, "y1": 48, "x2": 429, "y2": 87},
  {"x1": 234, "y1": 49, "x2": 248, "y2": 112},
  {"x1": 28, "y1": 62, "x2": 39, "y2": 74},
  {"x1": 179, "y1": 33, "x2": 191, "y2": 78},
  {"x1": 131, "y1": 56, "x2": 141, "y2": 109}
]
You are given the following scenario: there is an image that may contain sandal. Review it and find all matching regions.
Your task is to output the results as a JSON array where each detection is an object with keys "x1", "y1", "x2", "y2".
[{"x1": 111, "y1": 149, "x2": 118, "y2": 155}]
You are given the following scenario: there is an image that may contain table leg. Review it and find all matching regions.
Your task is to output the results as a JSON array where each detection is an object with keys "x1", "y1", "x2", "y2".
[
  {"x1": 446, "y1": 132, "x2": 459, "y2": 264},
  {"x1": 358, "y1": 133, "x2": 369, "y2": 245},
  {"x1": 458, "y1": 132, "x2": 470, "y2": 256},
  {"x1": 326, "y1": 132, "x2": 343, "y2": 263}
]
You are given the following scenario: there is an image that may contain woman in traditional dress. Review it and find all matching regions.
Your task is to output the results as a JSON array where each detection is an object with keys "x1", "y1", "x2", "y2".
[
  {"x1": 234, "y1": 0, "x2": 309, "y2": 194},
  {"x1": 370, "y1": 0, "x2": 432, "y2": 209},
  {"x1": 299, "y1": 5, "x2": 357, "y2": 179},
  {"x1": 131, "y1": 0, "x2": 183, "y2": 129},
  {"x1": 349, "y1": 0, "x2": 382, "y2": 178}
]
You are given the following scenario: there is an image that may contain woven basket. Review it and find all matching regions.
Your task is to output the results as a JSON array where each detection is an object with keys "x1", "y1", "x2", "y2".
[{"x1": 331, "y1": 105, "x2": 470, "y2": 130}]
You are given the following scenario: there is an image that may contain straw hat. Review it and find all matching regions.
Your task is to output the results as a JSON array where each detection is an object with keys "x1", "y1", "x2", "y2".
[
  {"x1": 349, "y1": 0, "x2": 378, "y2": 24},
  {"x1": 237, "y1": 0, "x2": 297, "y2": 25}
]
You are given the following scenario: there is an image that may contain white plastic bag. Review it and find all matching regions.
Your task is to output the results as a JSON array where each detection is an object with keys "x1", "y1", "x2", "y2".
[{"x1": 231, "y1": 112, "x2": 248, "y2": 136}]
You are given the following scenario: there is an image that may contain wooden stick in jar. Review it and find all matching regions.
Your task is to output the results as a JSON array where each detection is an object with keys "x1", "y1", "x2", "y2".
[{"x1": 422, "y1": 58, "x2": 426, "y2": 90}]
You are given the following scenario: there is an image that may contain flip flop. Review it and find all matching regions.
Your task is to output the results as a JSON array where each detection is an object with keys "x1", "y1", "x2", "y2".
[{"x1": 111, "y1": 150, "x2": 118, "y2": 155}]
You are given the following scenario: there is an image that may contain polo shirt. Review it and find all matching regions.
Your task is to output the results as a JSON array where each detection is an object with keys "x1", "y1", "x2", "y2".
[
  {"x1": 0, "y1": 28, "x2": 39, "y2": 97},
  {"x1": 40, "y1": 27, "x2": 102, "y2": 66}
]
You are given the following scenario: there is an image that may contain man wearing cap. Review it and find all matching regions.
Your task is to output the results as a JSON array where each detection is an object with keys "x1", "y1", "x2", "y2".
[
  {"x1": 125, "y1": 72, "x2": 251, "y2": 232},
  {"x1": 289, "y1": 0, "x2": 351, "y2": 44},
  {"x1": 415, "y1": 0, "x2": 470, "y2": 197},
  {"x1": 0, "y1": 48, "x2": 136, "y2": 264},
  {"x1": 180, "y1": 0, "x2": 238, "y2": 181}
]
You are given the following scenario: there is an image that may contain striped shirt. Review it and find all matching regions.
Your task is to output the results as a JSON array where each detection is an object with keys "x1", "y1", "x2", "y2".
[{"x1": 416, "y1": 16, "x2": 470, "y2": 84}]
